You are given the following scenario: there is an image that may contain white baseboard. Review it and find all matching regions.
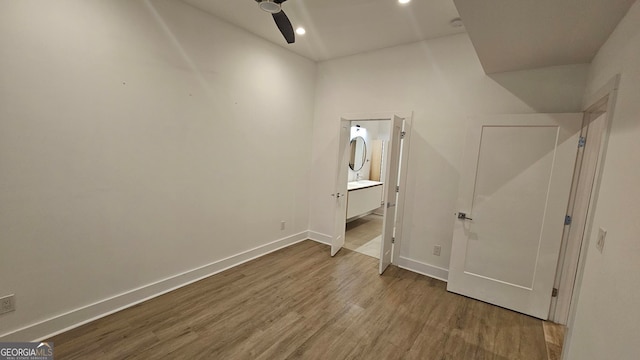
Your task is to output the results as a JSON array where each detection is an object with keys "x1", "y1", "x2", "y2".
[
  {"x1": 307, "y1": 231, "x2": 332, "y2": 245},
  {"x1": 396, "y1": 256, "x2": 449, "y2": 282},
  {"x1": 0, "y1": 231, "x2": 309, "y2": 342},
  {"x1": 306, "y1": 234, "x2": 450, "y2": 283}
]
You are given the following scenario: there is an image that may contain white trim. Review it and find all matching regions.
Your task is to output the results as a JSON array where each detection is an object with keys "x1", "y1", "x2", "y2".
[
  {"x1": 582, "y1": 75, "x2": 620, "y2": 110},
  {"x1": 332, "y1": 111, "x2": 413, "y2": 268},
  {"x1": 392, "y1": 115, "x2": 413, "y2": 265},
  {"x1": 562, "y1": 74, "x2": 620, "y2": 359},
  {"x1": 396, "y1": 256, "x2": 449, "y2": 282},
  {"x1": 307, "y1": 231, "x2": 332, "y2": 245},
  {"x1": 0, "y1": 231, "x2": 309, "y2": 342},
  {"x1": 551, "y1": 100, "x2": 611, "y2": 324},
  {"x1": 341, "y1": 111, "x2": 413, "y2": 122}
]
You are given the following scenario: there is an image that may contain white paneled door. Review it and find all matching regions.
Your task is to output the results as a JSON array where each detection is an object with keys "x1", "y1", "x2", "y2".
[
  {"x1": 447, "y1": 113, "x2": 582, "y2": 319},
  {"x1": 331, "y1": 123, "x2": 351, "y2": 256},
  {"x1": 379, "y1": 115, "x2": 403, "y2": 274}
]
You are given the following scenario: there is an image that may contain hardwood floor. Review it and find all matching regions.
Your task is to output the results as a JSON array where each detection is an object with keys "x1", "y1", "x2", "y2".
[
  {"x1": 344, "y1": 214, "x2": 382, "y2": 258},
  {"x1": 49, "y1": 240, "x2": 554, "y2": 359},
  {"x1": 543, "y1": 321, "x2": 566, "y2": 360}
]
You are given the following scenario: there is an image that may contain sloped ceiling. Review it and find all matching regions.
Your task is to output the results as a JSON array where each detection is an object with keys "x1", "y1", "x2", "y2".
[
  {"x1": 453, "y1": 0, "x2": 636, "y2": 73},
  {"x1": 182, "y1": 0, "x2": 636, "y2": 73}
]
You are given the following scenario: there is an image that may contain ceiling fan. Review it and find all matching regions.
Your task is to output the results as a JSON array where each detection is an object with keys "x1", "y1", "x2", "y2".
[{"x1": 255, "y1": 0, "x2": 295, "y2": 44}]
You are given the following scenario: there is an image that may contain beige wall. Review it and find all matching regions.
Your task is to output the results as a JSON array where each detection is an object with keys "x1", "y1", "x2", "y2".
[
  {"x1": 0, "y1": 0, "x2": 316, "y2": 339},
  {"x1": 309, "y1": 34, "x2": 589, "y2": 276},
  {"x1": 564, "y1": 1, "x2": 640, "y2": 358}
]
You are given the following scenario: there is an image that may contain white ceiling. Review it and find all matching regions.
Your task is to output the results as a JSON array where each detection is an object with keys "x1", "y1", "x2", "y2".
[
  {"x1": 454, "y1": 0, "x2": 636, "y2": 73},
  {"x1": 182, "y1": 0, "x2": 635, "y2": 72},
  {"x1": 181, "y1": 0, "x2": 466, "y2": 62}
]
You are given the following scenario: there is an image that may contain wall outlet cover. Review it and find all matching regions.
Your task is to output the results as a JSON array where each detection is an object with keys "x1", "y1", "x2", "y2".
[
  {"x1": 0, "y1": 294, "x2": 15, "y2": 315},
  {"x1": 433, "y1": 245, "x2": 442, "y2": 256}
]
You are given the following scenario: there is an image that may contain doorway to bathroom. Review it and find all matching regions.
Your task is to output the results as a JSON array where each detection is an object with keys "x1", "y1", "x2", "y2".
[
  {"x1": 331, "y1": 112, "x2": 412, "y2": 274},
  {"x1": 343, "y1": 121, "x2": 388, "y2": 259}
]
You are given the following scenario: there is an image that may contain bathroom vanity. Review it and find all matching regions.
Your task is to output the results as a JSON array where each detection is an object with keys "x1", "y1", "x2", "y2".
[{"x1": 346, "y1": 180, "x2": 384, "y2": 219}]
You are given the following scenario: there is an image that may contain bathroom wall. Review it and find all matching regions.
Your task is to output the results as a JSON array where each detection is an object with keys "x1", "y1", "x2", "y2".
[
  {"x1": 348, "y1": 120, "x2": 390, "y2": 182},
  {"x1": 348, "y1": 122, "x2": 373, "y2": 181}
]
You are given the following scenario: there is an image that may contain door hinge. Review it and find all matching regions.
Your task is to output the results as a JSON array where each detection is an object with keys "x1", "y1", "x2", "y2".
[
  {"x1": 564, "y1": 215, "x2": 572, "y2": 225},
  {"x1": 578, "y1": 136, "x2": 586, "y2": 148},
  {"x1": 396, "y1": 185, "x2": 400, "y2": 193},
  {"x1": 392, "y1": 237, "x2": 395, "y2": 244},
  {"x1": 400, "y1": 131, "x2": 406, "y2": 139},
  {"x1": 552, "y1": 288, "x2": 559, "y2": 297}
]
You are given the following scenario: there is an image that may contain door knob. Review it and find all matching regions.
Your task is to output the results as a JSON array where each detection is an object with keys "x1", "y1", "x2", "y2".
[{"x1": 457, "y1": 212, "x2": 473, "y2": 220}]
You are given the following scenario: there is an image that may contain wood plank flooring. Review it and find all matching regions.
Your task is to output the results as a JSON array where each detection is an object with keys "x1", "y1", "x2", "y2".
[
  {"x1": 344, "y1": 214, "x2": 382, "y2": 257},
  {"x1": 543, "y1": 321, "x2": 565, "y2": 360},
  {"x1": 49, "y1": 240, "x2": 554, "y2": 359}
]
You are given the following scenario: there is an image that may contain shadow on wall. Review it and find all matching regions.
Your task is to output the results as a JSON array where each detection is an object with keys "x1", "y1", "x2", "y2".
[
  {"x1": 602, "y1": 74, "x2": 640, "y2": 133},
  {"x1": 401, "y1": 129, "x2": 460, "y2": 262},
  {"x1": 309, "y1": 124, "x2": 341, "y2": 235},
  {"x1": 489, "y1": 64, "x2": 590, "y2": 114}
]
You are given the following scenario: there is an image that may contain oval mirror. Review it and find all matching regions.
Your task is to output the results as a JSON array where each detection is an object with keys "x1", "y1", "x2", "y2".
[{"x1": 349, "y1": 136, "x2": 367, "y2": 171}]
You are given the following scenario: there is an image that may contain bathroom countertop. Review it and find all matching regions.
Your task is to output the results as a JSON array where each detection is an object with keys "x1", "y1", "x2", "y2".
[{"x1": 347, "y1": 180, "x2": 383, "y2": 191}]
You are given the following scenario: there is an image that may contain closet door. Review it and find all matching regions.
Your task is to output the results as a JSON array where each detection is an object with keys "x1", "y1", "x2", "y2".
[{"x1": 447, "y1": 113, "x2": 581, "y2": 319}]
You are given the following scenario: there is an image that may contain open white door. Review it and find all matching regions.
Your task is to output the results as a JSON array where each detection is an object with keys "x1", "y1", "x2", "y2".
[
  {"x1": 379, "y1": 116, "x2": 403, "y2": 274},
  {"x1": 331, "y1": 123, "x2": 351, "y2": 256},
  {"x1": 447, "y1": 113, "x2": 582, "y2": 319}
]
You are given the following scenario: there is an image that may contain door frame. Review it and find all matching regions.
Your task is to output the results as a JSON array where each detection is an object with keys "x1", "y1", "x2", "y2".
[
  {"x1": 551, "y1": 75, "x2": 620, "y2": 327},
  {"x1": 333, "y1": 111, "x2": 413, "y2": 267}
]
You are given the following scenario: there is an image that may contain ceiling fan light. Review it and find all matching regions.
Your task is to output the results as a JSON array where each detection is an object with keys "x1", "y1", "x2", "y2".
[{"x1": 259, "y1": 1, "x2": 281, "y2": 14}]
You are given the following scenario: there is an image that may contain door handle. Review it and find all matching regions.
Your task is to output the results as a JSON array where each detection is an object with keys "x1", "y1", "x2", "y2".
[
  {"x1": 457, "y1": 212, "x2": 473, "y2": 220},
  {"x1": 387, "y1": 202, "x2": 396, "y2": 208},
  {"x1": 331, "y1": 193, "x2": 345, "y2": 198}
]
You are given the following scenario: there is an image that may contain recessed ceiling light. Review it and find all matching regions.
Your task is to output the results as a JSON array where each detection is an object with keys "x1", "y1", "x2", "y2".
[
  {"x1": 398, "y1": 0, "x2": 411, "y2": 4},
  {"x1": 296, "y1": 27, "x2": 306, "y2": 35}
]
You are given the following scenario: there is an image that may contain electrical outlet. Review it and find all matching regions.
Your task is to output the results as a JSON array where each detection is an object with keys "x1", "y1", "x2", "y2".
[
  {"x1": 0, "y1": 294, "x2": 15, "y2": 315},
  {"x1": 596, "y1": 227, "x2": 607, "y2": 253},
  {"x1": 280, "y1": 221, "x2": 286, "y2": 230},
  {"x1": 433, "y1": 245, "x2": 442, "y2": 256}
]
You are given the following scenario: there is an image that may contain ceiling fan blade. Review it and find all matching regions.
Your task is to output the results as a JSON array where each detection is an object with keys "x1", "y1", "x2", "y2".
[{"x1": 272, "y1": 10, "x2": 295, "y2": 44}]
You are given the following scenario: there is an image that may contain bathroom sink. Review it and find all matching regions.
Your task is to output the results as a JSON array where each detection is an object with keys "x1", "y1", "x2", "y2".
[{"x1": 347, "y1": 180, "x2": 383, "y2": 190}]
